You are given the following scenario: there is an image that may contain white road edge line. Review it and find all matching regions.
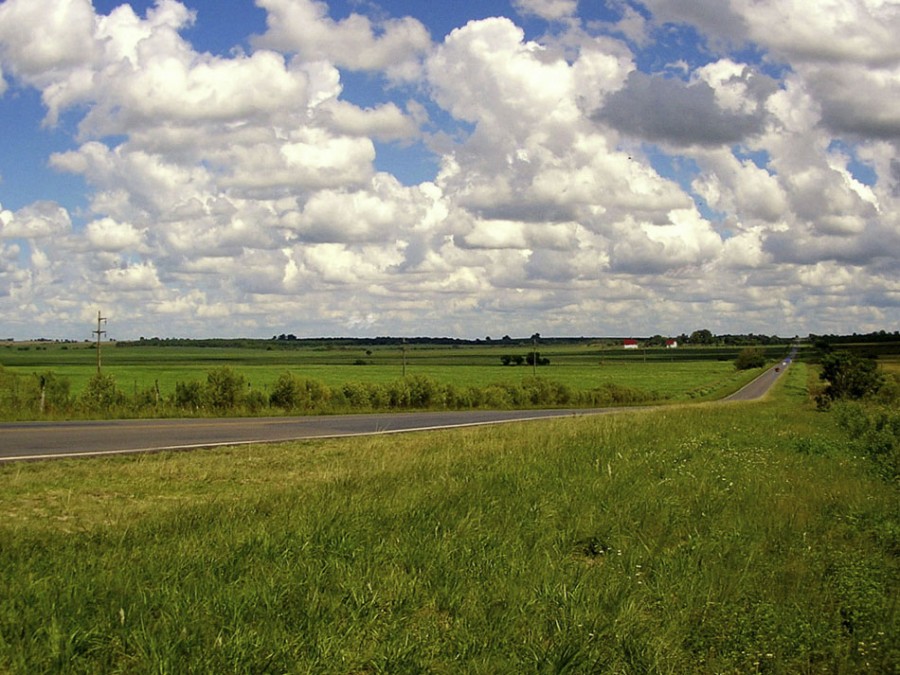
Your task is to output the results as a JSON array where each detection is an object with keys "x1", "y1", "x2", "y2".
[
  {"x1": 3, "y1": 356, "x2": 793, "y2": 464},
  {"x1": 0, "y1": 410, "x2": 617, "y2": 463}
]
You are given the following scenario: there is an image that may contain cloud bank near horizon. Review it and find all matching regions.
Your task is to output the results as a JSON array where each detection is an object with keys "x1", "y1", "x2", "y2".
[{"x1": 0, "y1": 0, "x2": 897, "y2": 339}]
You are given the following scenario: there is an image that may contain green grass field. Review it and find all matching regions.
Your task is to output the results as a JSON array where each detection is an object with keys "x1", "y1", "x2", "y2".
[
  {"x1": 0, "y1": 341, "x2": 786, "y2": 404},
  {"x1": 1, "y1": 364, "x2": 897, "y2": 673}
]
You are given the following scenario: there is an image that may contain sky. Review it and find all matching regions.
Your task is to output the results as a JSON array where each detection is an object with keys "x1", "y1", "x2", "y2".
[{"x1": 0, "y1": 0, "x2": 898, "y2": 340}]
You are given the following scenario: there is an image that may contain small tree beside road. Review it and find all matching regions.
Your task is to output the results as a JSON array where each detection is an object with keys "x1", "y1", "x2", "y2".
[
  {"x1": 734, "y1": 347, "x2": 766, "y2": 370},
  {"x1": 818, "y1": 351, "x2": 883, "y2": 405}
]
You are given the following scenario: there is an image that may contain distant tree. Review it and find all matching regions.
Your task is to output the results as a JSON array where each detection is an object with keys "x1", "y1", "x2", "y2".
[
  {"x1": 734, "y1": 347, "x2": 766, "y2": 370},
  {"x1": 525, "y1": 352, "x2": 550, "y2": 366},
  {"x1": 814, "y1": 339, "x2": 832, "y2": 353},
  {"x1": 689, "y1": 329, "x2": 715, "y2": 345},
  {"x1": 819, "y1": 351, "x2": 883, "y2": 402}
]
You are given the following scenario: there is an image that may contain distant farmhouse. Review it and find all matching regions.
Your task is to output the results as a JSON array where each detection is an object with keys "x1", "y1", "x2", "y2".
[{"x1": 623, "y1": 338, "x2": 677, "y2": 349}]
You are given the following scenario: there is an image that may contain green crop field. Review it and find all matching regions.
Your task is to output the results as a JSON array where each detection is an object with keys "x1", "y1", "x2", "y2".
[
  {"x1": 1, "y1": 364, "x2": 897, "y2": 672},
  {"x1": 0, "y1": 341, "x2": 793, "y2": 413}
]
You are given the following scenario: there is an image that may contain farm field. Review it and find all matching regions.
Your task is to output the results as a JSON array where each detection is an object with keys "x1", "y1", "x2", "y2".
[
  {"x1": 0, "y1": 364, "x2": 897, "y2": 672},
  {"x1": 0, "y1": 341, "x2": 793, "y2": 404}
]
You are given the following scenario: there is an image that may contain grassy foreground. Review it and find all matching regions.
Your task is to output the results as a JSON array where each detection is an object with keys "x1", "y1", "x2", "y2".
[{"x1": 1, "y1": 365, "x2": 897, "y2": 673}]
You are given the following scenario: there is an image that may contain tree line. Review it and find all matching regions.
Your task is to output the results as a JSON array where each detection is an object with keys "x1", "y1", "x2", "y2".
[{"x1": 114, "y1": 331, "x2": 802, "y2": 350}]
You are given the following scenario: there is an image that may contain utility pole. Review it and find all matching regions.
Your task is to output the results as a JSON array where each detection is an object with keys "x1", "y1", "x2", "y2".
[
  {"x1": 93, "y1": 310, "x2": 107, "y2": 373},
  {"x1": 402, "y1": 338, "x2": 407, "y2": 377}
]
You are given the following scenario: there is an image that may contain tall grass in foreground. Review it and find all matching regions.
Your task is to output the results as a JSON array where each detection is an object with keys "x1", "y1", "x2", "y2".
[{"x1": 0, "y1": 365, "x2": 897, "y2": 673}]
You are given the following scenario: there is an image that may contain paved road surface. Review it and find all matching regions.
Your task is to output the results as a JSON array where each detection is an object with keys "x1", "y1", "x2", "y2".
[
  {"x1": 0, "y1": 353, "x2": 794, "y2": 462},
  {"x1": 0, "y1": 409, "x2": 621, "y2": 462},
  {"x1": 723, "y1": 350, "x2": 794, "y2": 401}
]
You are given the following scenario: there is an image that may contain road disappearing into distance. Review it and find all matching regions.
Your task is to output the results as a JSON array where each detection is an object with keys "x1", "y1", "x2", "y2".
[{"x1": 0, "y1": 354, "x2": 794, "y2": 463}]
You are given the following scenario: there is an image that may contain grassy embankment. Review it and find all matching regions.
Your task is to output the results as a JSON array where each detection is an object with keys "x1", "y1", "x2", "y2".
[{"x1": 1, "y1": 363, "x2": 897, "y2": 672}]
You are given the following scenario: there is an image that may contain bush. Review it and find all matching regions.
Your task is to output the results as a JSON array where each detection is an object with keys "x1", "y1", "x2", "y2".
[
  {"x1": 521, "y1": 377, "x2": 571, "y2": 405},
  {"x1": 245, "y1": 389, "x2": 268, "y2": 413},
  {"x1": 387, "y1": 379, "x2": 411, "y2": 408},
  {"x1": 580, "y1": 383, "x2": 655, "y2": 406},
  {"x1": 174, "y1": 380, "x2": 203, "y2": 410},
  {"x1": 482, "y1": 384, "x2": 513, "y2": 408},
  {"x1": 734, "y1": 347, "x2": 766, "y2": 370},
  {"x1": 367, "y1": 383, "x2": 390, "y2": 409},
  {"x1": 445, "y1": 384, "x2": 479, "y2": 409},
  {"x1": 340, "y1": 381, "x2": 372, "y2": 409},
  {"x1": 525, "y1": 352, "x2": 551, "y2": 366},
  {"x1": 303, "y1": 378, "x2": 331, "y2": 408},
  {"x1": 0, "y1": 368, "x2": 72, "y2": 417},
  {"x1": 407, "y1": 375, "x2": 441, "y2": 408},
  {"x1": 26, "y1": 372, "x2": 71, "y2": 414},
  {"x1": 204, "y1": 367, "x2": 246, "y2": 411},
  {"x1": 79, "y1": 372, "x2": 125, "y2": 412},
  {"x1": 130, "y1": 385, "x2": 161, "y2": 412},
  {"x1": 819, "y1": 351, "x2": 884, "y2": 403},
  {"x1": 833, "y1": 401, "x2": 900, "y2": 481},
  {"x1": 270, "y1": 373, "x2": 307, "y2": 410}
]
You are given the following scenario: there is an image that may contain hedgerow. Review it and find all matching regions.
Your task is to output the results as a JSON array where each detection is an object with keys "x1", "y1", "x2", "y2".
[{"x1": 0, "y1": 366, "x2": 659, "y2": 420}]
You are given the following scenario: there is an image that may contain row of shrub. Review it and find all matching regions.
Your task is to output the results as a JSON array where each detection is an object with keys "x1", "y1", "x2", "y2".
[
  {"x1": 810, "y1": 349, "x2": 900, "y2": 482},
  {"x1": 833, "y1": 401, "x2": 900, "y2": 482},
  {"x1": 499, "y1": 353, "x2": 551, "y2": 366},
  {"x1": 0, "y1": 366, "x2": 660, "y2": 420}
]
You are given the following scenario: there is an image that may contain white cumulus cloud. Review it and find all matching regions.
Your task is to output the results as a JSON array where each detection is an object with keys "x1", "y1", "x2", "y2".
[{"x1": 0, "y1": 0, "x2": 896, "y2": 338}]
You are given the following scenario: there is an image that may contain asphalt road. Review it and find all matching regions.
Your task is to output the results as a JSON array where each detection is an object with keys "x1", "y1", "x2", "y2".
[
  {"x1": 723, "y1": 355, "x2": 793, "y2": 401},
  {"x1": 0, "y1": 356, "x2": 793, "y2": 463}
]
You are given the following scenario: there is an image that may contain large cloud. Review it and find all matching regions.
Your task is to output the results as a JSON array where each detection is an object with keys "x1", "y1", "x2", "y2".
[
  {"x1": 0, "y1": 202, "x2": 72, "y2": 240},
  {"x1": 0, "y1": 0, "x2": 98, "y2": 81},
  {"x1": 642, "y1": 0, "x2": 900, "y2": 140},
  {"x1": 252, "y1": 0, "x2": 431, "y2": 79},
  {"x1": 597, "y1": 61, "x2": 777, "y2": 147},
  {"x1": 0, "y1": 0, "x2": 897, "y2": 338},
  {"x1": 513, "y1": 0, "x2": 579, "y2": 21}
]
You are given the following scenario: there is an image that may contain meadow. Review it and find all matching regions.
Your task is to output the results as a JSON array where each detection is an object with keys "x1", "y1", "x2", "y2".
[
  {"x1": 0, "y1": 363, "x2": 897, "y2": 673},
  {"x1": 0, "y1": 341, "x2": 792, "y2": 419}
]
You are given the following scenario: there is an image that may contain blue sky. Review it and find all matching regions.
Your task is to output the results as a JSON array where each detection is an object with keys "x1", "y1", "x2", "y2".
[{"x1": 0, "y1": 0, "x2": 897, "y2": 340}]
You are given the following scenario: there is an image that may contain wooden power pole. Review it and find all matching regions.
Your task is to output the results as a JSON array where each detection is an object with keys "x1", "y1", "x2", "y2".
[{"x1": 93, "y1": 311, "x2": 107, "y2": 373}]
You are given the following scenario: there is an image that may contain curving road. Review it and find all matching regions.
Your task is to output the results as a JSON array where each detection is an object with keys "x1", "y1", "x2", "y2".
[{"x1": 0, "y1": 355, "x2": 793, "y2": 463}]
